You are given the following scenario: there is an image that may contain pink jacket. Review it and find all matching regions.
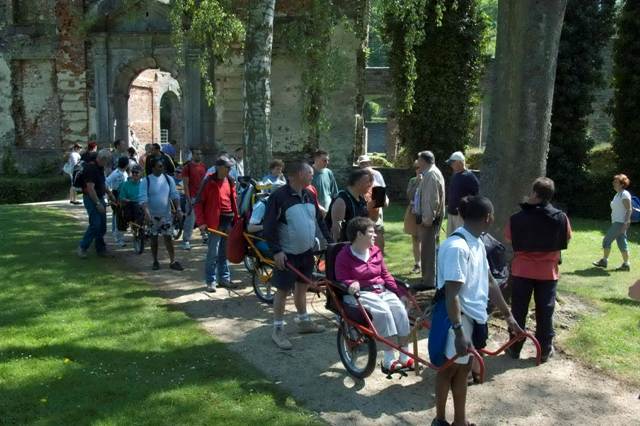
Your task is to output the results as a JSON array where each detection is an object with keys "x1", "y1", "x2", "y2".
[{"x1": 335, "y1": 244, "x2": 398, "y2": 294}]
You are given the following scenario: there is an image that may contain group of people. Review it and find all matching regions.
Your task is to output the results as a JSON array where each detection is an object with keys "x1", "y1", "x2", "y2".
[{"x1": 67, "y1": 138, "x2": 636, "y2": 426}]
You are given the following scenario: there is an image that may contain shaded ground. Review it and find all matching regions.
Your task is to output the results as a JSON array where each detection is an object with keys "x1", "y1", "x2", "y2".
[{"x1": 47, "y1": 200, "x2": 640, "y2": 425}]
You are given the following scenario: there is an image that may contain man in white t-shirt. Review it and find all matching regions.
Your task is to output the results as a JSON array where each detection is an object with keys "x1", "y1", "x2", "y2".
[
  {"x1": 357, "y1": 154, "x2": 389, "y2": 252},
  {"x1": 140, "y1": 158, "x2": 183, "y2": 272},
  {"x1": 431, "y1": 195, "x2": 522, "y2": 426}
]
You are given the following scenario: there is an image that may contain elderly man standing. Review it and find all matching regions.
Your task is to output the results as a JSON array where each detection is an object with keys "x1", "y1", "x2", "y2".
[
  {"x1": 357, "y1": 154, "x2": 389, "y2": 252},
  {"x1": 264, "y1": 162, "x2": 333, "y2": 350},
  {"x1": 77, "y1": 149, "x2": 113, "y2": 258},
  {"x1": 446, "y1": 151, "x2": 479, "y2": 236},
  {"x1": 415, "y1": 150, "x2": 445, "y2": 290}
]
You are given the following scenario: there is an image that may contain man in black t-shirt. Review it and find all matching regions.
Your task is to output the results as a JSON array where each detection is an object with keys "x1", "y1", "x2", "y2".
[
  {"x1": 78, "y1": 149, "x2": 115, "y2": 258},
  {"x1": 446, "y1": 151, "x2": 479, "y2": 235},
  {"x1": 326, "y1": 168, "x2": 372, "y2": 242},
  {"x1": 145, "y1": 143, "x2": 176, "y2": 176}
]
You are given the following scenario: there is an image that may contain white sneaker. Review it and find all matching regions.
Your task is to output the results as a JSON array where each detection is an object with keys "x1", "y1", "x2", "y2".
[
  {"x1": 181, "y1": 241, "x2": 191, "y2": 250},
  {"x1": 272, "y1": 327, "x2": 292, "y2": 350}
]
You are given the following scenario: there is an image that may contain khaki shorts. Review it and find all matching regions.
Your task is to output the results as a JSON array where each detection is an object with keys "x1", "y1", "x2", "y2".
[{"x1": 149, "y1": 216, "x2": 174, "y2": 237}]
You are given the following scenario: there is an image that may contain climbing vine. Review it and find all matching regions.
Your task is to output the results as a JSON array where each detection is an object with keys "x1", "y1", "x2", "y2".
[
  {"x1": 381, "y1": 0, "x2": 487, "y2": 163},
  {"x1": 169, "y1": 0, "x2": 244, "y2": 105},
  {"x1": 278, "y1": 1, "x2": 355, "y2": 152}
]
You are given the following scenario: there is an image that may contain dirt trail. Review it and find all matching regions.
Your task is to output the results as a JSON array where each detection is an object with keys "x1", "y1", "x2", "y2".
[{"x1": 46, "y1": 201, "x2": 640, "y2": 425}]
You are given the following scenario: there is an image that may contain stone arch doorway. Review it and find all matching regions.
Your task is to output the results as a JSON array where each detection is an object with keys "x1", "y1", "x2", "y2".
[
  {"x1": 125, "y1": 67, "x2": 183, "y2": 154},
  {"x1": 160, "y1": 90, "x2": 183, "y2": 150}
]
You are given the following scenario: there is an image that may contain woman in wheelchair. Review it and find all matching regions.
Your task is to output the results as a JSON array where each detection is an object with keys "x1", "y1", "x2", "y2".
[
  {"x1": 335, "y1": 216, "x2": 412, "y2": 373},
  {"x1": 118, "y1": 164, "x2": 144, "y2": 225}
]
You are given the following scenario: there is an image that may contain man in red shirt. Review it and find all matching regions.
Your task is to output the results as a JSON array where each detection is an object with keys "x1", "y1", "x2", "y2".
[
  {"x1": 195, "y1": 157, "x2": 239, "y2": 292},
  {"x1": 181, "y1": 148, "x2": 207, "y2": 250},
  {"x1": 505, "y1": 177, "x2": 571, "y2": 362}
]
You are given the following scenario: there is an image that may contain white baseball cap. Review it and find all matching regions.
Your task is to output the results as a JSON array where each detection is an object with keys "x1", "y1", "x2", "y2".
[{"x1": 446, "y1": 151, "x2": 465, "y2": 164}]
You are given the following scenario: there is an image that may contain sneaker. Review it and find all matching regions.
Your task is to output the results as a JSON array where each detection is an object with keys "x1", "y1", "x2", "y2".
[
  {"x1": 219, "y1": 280, "x2": 239, "y2": 289},
  {"x1": 169, "y1": 261, "x2": 184, "y2": 271},
  {"x1": 592, "y1": 258, "x2": 608, "y2": 268},
  {"x1": 410, "y1": 264, "x2": 421, "y2": 274},
  {"x1": 541, "y1": 346, "x2": 555, "y2": 363},
  {"x1": 181, "y1": 241, "x2": 191, "y2": 250},
  {"x1": 152, "y1": 261, "x2": 160, "y2": 270},
  {"x1": 77, "y1": 247, "x2": 88, "y2": 259},
  {"x1": 272, "y1": 327, "x2": 292, "y2": 350},
  {"x1": 430, "y1": 418, "x2": 451, "y2": 426},
  {"x1": 616, "y1": 263, "x2": 630, "y2": 272},
  {"x1": 297, "y1": 319, "x2": 325, "y2": 334},
  {"x1": 96, "y1": 250, "x2": 115, "y2": 258},
  {"x1": 205, "y1": 283, "x2": 217, "y2": 293},
  {"x1": 202, "y1": 236, "x2": 209, "y2": 245}
]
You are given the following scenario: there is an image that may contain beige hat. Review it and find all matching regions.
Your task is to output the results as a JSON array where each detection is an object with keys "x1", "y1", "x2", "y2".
[
  {"x1": 357, "y1": 154, "x2": 371, "y2": 165},
  {"x1": 446, "y1": 151, "x2": 465, "y2": 164}
]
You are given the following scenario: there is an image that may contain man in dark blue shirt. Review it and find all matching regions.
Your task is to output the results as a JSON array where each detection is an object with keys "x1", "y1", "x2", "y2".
[{"x1": 446, "y1": 151, "x2": 479, "y2": 235}]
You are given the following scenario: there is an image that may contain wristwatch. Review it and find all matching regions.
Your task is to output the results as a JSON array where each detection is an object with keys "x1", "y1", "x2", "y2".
[{"x1": 452, "y1": 322, "x2": 463, "y2": 330}]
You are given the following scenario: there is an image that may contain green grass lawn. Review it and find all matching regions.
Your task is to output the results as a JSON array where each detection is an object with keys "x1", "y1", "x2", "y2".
[
  {"x1": 0, "y1": 205, "x2": 321, "y2": 425},
  {"x1": 383, "y1": 204, "x2": 640, "y2": 385}
]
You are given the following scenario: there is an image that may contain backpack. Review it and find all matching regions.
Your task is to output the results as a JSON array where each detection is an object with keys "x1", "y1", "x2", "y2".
[
  {"x1": 480, "y1": 232, "x2": 509, "y2": 284},
  {"x1": 71, "y1": 160, "x2": 87, "y2": 192},
  {"x1": 631, "y1": 195, "x2": 640, "y2": 223}
]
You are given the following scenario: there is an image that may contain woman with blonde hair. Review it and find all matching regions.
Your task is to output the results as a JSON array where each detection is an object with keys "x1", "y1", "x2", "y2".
[{"x1": 593, "y1": 174, "x2": 633, "y2": 271}]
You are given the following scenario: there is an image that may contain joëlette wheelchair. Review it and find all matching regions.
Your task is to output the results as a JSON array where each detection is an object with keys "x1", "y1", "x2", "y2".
[{"x1": 322, "y1": 242, "x2": 542, "y2": 381}]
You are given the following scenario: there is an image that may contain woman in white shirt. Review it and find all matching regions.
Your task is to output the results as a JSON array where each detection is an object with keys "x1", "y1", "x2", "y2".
[
  {"x1": 593, "y1": 174, "x2": 632, "y2": 271},
  {"x1": 65, "y1": 144, "x2": 82, "y2": 205}
]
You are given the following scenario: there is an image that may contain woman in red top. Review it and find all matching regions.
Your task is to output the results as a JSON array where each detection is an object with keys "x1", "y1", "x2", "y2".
[{"x1": 335, "y1": 217, "x2": 411, "y2": 373}]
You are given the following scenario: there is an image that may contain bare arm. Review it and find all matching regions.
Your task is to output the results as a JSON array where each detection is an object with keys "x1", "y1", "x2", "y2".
[
  {"x1": 330, "y1": 198, "x2": 346, "y2": 242},
  {"x1": 445, "y1": 280, "x2": 470, "y2": 357}
]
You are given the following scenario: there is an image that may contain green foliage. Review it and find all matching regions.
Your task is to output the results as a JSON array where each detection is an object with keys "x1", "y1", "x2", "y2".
[
  {"x1": 279, "y1": 1, "x2": 352, "y2": 152},
  {"x1": 368, "y1": 0, "x2": 389, "y2": 66},
  {"x1": 0, "y1": 176, "x2": 69, "y2": 204},
  {"x1": 169, "y1": 0, "x2": 245, "y2": 106},
  {"x1": 367, "y1": 152, "x2": 394, "y2": 168},
  {"x1": 364, "y1": 100, "x2": 381, "y2": 120},
  {"x1": 547, "y1": 0, "x2": 616, "y2": 215},
  {"x1": 383, "y1": 0, "x2": 487, "y2": 165},
  {"x1": 477, "y1": 0, "x2": 498, "y2": 56},
  {"x1": 381, "y1": 0, "x2": 427, "y2": 116},
  {"x1": 612, "y1": 0, "x2": 640, "y2": 186}
]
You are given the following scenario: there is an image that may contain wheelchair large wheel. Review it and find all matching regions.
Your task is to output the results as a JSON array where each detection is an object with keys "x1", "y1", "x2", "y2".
[
  {"x1": 252, "y1": 264, "x2": 275, "y2": 304},
  {"x1": 132, "y1": 228, "x2": 145, "y2": 255},
  {"x1": 337, "y1": 320, "x2": 377, "y2": 379}
]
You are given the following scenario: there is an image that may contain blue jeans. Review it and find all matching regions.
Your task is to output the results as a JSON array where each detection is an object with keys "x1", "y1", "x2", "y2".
[
  {"x1": 602, "y1": 222, "x2": 628, "y2": 251},
  {"x1": 80, "y1": 197, "x2": 107, "y2": 253},
  {"x1": 205, "y1": 215, "x2": 233, "y2": 285}
]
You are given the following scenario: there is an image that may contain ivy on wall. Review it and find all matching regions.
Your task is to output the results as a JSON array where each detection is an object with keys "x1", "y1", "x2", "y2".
[
  {"x1": 169, "y1": 0, "x2": 244, "y2": 106},
  {"x1": 381, "y1": 0, "x2": 487, "y2": 165},
  {"x1": 278, "y1": 1, "x2": 354, "y2": 153}
]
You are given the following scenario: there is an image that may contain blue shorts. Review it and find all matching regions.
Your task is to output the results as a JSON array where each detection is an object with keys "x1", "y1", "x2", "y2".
[{"x1": 602, "y1": 222, "x2": 628, "y2": 251}]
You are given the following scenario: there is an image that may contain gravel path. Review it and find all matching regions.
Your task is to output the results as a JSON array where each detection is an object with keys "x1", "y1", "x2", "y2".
[{"x1": 47, "y1": 201, "x2": 640, "y2": 425}]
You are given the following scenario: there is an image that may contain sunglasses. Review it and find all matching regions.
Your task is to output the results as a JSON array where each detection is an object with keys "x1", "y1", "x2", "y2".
[{"x1": 131, "y1": 171, "x2": 140, "y2": 175}]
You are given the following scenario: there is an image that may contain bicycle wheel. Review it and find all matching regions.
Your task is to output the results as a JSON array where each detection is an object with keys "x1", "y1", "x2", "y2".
[
  {"x1": 132, "y1": 228, "x2": 145, "y2": 254},
  {"x1": 337, "y1": 320, "x2": 377, "y2": 379},
  {"x1": 244, "y1": 255, "x2": 256, "y2": 273},
  {"x1": 172, "y1": 216, "x2": 184, "y2": 240},
  {"x1": 252, "y1": 264, "x2": 275, "y2": 304}
]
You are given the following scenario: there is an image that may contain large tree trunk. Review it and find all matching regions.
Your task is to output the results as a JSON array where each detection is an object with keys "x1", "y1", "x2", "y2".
[
  {"x1": 481, "y1": 0, "x2": 567, "y2": 237},
  {"x1": 242, "y1": 0, "x2": 276, "y2": 178}
]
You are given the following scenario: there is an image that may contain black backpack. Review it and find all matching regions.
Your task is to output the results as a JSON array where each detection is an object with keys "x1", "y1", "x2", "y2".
[
  {"x1": 72, "y1": 160, "x2": 88, "y2": 192},
  {"x1": 481, "y1": 232, "x2": 509, "y2": 283}
]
